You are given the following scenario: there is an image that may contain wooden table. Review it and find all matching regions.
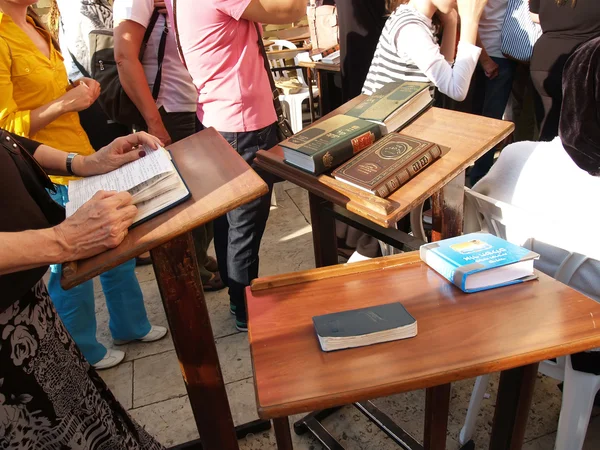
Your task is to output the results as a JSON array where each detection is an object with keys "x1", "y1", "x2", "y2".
[
  {"x1": 62, "y1": 128, "x2": 270, "y2": 450},
  {"x1": 256, "y1": 98, "x2": 515, "y2": 265},
  {"x1": 298, "y1": 60, "x2": 342, "y2": 120},
  {"x1": 247, "y1": 252, "x2": 600, "y2": 449}
]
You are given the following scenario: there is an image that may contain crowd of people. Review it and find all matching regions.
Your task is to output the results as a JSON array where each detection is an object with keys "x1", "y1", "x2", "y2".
[{"x1": 0, "y1": 0, "x2": 598, "y2": 448}]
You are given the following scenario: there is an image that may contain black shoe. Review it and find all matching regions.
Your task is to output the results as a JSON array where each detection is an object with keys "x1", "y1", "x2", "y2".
[{"x1": 235, "y1": 319, "x2": 248, "y2": 332}]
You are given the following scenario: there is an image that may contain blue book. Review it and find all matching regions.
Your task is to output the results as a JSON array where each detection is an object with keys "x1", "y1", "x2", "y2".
[{"x1": 419, "y1": 233, "x2": 539, "y2": 293}]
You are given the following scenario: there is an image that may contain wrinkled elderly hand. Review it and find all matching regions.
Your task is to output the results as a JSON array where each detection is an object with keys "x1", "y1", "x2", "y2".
[
  {"x1": 55, "y1": 191, "x2": 137, "y2": 261},
  {"x1": 76, "y1": 132, "x2": 164, "y2": 176}
]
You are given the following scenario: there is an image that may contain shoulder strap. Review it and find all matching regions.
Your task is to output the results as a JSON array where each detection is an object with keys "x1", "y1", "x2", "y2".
[
  {"x1": 171, "y1": 0, "x2": 188, "y2": 70},
  {"x1": 139, "y1": 8, "x2": 161, "y2": 60},
  {"x1": 254, "y1": 23, "x2": 287, "y2": 123},
  {"x1": 67, "y1": 48, "x2": 91, "y2": 79},
  {"x1": 137, "y1": 9, "x2": 168, "y2": 100}
]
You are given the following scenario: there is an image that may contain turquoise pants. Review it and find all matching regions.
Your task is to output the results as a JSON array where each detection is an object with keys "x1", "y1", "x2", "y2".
[{"x1": 48, "y1": 185, "x2": 151, "y2": 364}]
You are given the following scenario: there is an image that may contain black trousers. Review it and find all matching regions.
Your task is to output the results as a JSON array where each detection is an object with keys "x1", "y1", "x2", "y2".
[
  {"x1": 530, "y1": 54, "x2": 571, "y2": 142},
  {"x1": 215, "y1": 123, "x2": 278, "y2": 323}
]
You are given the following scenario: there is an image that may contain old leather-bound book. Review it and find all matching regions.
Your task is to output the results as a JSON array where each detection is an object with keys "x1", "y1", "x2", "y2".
[
  {"x1": 281, "y1": 114, "x2": 383, "y2": 175},
  {"x1": 332, "y1": 133, "x2": 444, "y2": 198}
]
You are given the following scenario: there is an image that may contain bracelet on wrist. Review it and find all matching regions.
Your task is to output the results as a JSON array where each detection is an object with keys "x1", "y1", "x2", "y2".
[{"x1": 66, "y1": 152, "x2": 78, "y2": 176}]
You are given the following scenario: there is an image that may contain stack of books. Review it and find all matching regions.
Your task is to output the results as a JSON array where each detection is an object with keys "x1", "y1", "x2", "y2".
[{"x1": 280, "y1": 81, "x2": 441, "y2": 198}]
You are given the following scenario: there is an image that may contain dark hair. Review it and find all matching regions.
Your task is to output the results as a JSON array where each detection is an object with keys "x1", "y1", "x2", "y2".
[
  {"x1": 385, "y1": 0, "x2": 442, "y2": 34},
  {"x1": 386, "y1": 0, "x2": 409, "y2": 13},
  {"x1": 27, "y1": 6, "x2": 61, "y2": 52}
]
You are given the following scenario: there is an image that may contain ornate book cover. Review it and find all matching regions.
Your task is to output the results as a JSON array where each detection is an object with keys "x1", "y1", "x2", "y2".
[{"x1": 331, "y1": 133, "x2": 443, "y2": 197}]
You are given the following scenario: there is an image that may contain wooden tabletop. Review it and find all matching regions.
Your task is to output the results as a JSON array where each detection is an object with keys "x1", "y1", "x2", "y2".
[
  {"x1": 255, "y1": 96, "x2": 514, "y2": 228},
  {"x1": 61, "y1": 127, "x2": 268, "y2": 289},
  {"x1": 298, "y1": 60, "x2": 341, "y2": 72},
  {"x1": 247, "y1": 252, "x2": 600, "y2": 419}
]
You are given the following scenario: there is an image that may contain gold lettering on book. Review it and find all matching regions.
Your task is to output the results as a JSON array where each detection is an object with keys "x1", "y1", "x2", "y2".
[
  {"x1": 323, "y1": 152, "x2": 334, "y2": 168},
  {"x1": 412, "y1": 155, "x2": 430, "y2": 172},
  {"x1": 357, "y1": 162, "x2": 379, "y2": 175}
]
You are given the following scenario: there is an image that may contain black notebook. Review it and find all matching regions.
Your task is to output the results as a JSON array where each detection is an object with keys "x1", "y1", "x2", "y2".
[{"x1": 312, "y1": 302, "x2": 417, "y2": 352}]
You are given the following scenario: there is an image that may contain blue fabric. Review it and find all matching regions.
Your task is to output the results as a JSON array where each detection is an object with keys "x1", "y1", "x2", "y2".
[
  {"x1": 215, "y1": 123, "x2": 277, "y2": 323},
  {"x1": 469, "y1": 57, "x2": 518, "y2": 185},
  {"x1": 47, "y1": 185, "x2": 151, "y2": 365}
]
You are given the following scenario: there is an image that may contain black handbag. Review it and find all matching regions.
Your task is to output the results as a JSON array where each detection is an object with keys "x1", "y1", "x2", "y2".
[
  {"x1": 87, "y1": 9, "x2": 168, "y2": 126},
  {"x1": 1, "y1": 130, "x2": 65, "y2": 226}
]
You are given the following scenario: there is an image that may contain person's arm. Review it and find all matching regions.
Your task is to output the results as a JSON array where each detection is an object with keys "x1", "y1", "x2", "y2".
[
  {"x1": 31, "y1": 131, "x2": 163, "y2": 176},
  {"x1": 240, "y1": 0, "x2": 306, "y2": 24},
  {"x1": 438, "y1": 9, "x2": 458, "y2": 62},
  {"x1": 476, "y1": 34, "x2": 499, "y2": 79},
  {"x1": 528, "y1": 0, "x2": 540, "y2": 24},
  {"x1": 398, "y1": 24, "x2": 481, "y2": 101},
  {"x1": 456, "y1": 0, "x2": 487, "y2": 45},
  {"x1": 0, "y1": 191, "x2": 137, "y2": 275},
  {"x1": 114, "y1": 19, "x2": 172, "y2": 145},
  {"x1": 0, "y1": 39, "x2": 99, "y2": 137}
]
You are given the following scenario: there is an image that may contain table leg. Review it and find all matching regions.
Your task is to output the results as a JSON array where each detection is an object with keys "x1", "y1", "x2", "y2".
[
  {"x1": 151, "y1": 232, "x2": 239, "y2": 450},
  {"x1": 424, "y1": 384, "x2": 451, "y2": 450},
  {"x1": 274, "y1": 417, "x2": 294, "y2": 450},
  {"x1": 431, "y1": 171, "x2": 466, "y2": 241},
  {"x1": 489, "y1": 363, "x2": 539, "y2": 450},
  {"x1": 303, "y1": 67, "x2": 316, "y2": 123},
  {"x1": 309, "y1": 193, "x2": 338, "y2": 268}
]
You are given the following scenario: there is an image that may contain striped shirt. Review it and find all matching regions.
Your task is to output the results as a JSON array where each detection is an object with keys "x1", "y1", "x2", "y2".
[{"x1": 363, "y1": 6, "x2": 434, "y2": 95}]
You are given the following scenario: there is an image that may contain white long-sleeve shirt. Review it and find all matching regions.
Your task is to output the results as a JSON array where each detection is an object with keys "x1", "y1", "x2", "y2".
[{"x1": 363, "y1": 5, "x2": 481, "y2": 101}]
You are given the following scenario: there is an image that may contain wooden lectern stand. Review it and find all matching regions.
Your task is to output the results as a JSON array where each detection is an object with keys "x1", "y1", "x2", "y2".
[{"x1": 62, "y1": 128, "x2": 270, "y2": 450}]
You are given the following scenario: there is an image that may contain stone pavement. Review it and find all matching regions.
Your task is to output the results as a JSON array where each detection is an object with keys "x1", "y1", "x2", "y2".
[{"x1": 92, "y1": 182, "x2": 600, "y2": 449}]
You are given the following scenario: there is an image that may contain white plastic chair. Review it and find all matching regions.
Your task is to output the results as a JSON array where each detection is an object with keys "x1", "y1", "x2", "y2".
[
  {"x1": 267, "y1": 40, "x2": 319, "y2": 134},
  {"x1": 459, "y1": 187, "x2": 600, "y2": 449}
]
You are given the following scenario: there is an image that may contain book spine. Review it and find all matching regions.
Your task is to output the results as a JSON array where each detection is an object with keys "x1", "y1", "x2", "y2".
[
  {"x1": 419, "y1": 247, "x2": 461, "y2": 289},
  {"x1": 374, "y1": 145, "x2": 443, "y2": 197},
  {"x1": 313, "y1": 127, "x2": 383, "y2": 175}
]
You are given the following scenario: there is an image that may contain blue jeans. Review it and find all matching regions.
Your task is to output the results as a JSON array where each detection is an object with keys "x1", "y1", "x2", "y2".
[
  {"x1": 48, "y1": 185, "x2": 151, "y2": 364},
  {"x1": 469, "y1": 56, "x2": 517, "y2": 185},
  {"x1": 216, "y1": 123, "x2": 278, "y2": 323}
]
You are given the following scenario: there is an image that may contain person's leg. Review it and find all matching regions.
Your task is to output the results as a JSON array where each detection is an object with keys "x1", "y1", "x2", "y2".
[
  {"x1": 46, "y1": 185, "x2": 107, "y2": 364},
  {"x1": 538, "y1": 57, "x2": 566, "y2": 142},
  {"x1": 99, "y1": 259, "x2": 152, "y2": 342},
  {"x1": 218, "y1": 124, "x2": 278, "y2": 328},
  {"x1": 161, "y1": 109, "x2": 219, "y2": 285},
  {"x1": 469, "y1": 57, "x2": 517, "y2": 185},
  {"x1": 530, "y1": 69, "x2": 553, "y2": 140}
]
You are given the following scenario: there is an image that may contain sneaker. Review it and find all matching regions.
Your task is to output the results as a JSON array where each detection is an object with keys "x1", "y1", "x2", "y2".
[
  {"x1": 114, "y1": 325, "x2": 168, "y2": 346},
  {"x1": 235, "y1": 319, "x2": 248, "y2": 332},
  {"x1": 93, "y1": 349, "x2": 125, "y2": 370},
  {"x1": 229, "y1": 302, "x2": 236, "y2": 316}
]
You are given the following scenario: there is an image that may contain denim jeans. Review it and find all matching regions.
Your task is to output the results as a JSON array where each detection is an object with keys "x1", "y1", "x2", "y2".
[
  {"x1": 469, "y1": 56, "x2": 517, "y2": 185},
  {"x1": 47, "y1": 185, "x2": 151, "y2": 364},
  {"x1": 216, "y1": 123, "x2": 278, "y2": 323}
]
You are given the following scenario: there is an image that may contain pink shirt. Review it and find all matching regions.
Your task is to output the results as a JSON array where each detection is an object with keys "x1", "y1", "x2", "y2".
[{"x1": 165, "y1": 0, "x2": 276, "y2": 132}]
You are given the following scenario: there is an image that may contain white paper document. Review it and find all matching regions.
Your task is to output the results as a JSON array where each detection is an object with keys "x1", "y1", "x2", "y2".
[{"x1": 65, "y1": 146, "x2": 173, "y2": 217}]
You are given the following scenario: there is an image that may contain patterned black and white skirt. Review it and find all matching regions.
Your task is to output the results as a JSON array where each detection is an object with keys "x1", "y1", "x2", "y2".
[{"x1": 0, "y1": 280, "x2": 165, "y2": 450}]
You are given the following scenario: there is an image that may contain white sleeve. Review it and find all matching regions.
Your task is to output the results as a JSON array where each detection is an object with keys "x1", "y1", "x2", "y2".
[
  {"x1": 396, "y1": 24, "x2": 481, "y2": 101},
  {"x1": 113, "y1": 0, "x2": 153, "y2": 27}
]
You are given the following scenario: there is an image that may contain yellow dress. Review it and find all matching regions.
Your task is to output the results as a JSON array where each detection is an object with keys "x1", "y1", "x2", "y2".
[{"x1": 0, "y1": 13, "x2": 94, "y2": 185}]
